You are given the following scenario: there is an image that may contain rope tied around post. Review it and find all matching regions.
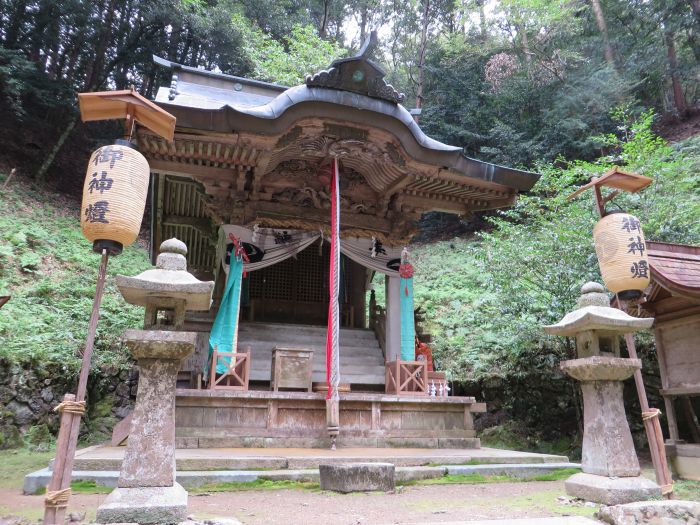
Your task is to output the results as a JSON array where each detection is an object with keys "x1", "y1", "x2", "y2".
[
  {"x1": 661, "y1": 483, "x2": 674, "y2": 496},
  {"x1": 53, "y1": 400, "x2": 86, "y2": 415},
  {"x1": 642, "y1": 407, "x2": 662, "y2": 421},
  {"x1": 44, "y1": 487, "x2": 71, "y2": 508}
]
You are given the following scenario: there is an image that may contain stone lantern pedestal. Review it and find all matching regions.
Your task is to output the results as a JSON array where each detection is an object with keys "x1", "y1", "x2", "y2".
[
  {"x1": 96, "y1": 239, "x2": 213, "y2": 524},
  {"x1": 545, "y1": 282, "x2": 660, "y2": 505}
]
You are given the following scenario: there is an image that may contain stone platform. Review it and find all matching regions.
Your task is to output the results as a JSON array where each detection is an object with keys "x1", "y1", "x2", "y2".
[
  {"x1": 61, "y1": 445, "x2": 570, "y2": 471},
  {"x1": 25, "y1": 446, "x2": 576, "y2": 494},
  {"x1": 174, "y1": 389, "x2": 486, "y2": 449}
]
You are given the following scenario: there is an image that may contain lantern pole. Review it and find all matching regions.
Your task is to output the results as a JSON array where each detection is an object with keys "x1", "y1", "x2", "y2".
[
  {"x1": 44, "y1": 249, "x2": 110, "y2": 524},
  {"x1": 586, "y1": 178, "x2": 674, "y2": 500}
]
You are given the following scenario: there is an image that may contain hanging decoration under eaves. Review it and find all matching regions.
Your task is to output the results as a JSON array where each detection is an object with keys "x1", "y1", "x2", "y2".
[
  {"x1": 399, "y1": 248, "x2": 416, "y2": 361},
  {"x1": 216, "y1": 225, "x2": 406, "y2": 276}
]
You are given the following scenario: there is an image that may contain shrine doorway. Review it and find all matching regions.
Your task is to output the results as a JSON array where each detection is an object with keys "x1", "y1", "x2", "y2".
[{"x1": 242, "y1": 242, "x2": 367, "y2": 328}]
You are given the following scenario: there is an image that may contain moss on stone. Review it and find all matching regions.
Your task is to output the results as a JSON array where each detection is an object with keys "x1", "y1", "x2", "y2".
[{"x1": 0, "y1": 425, "x2": 24, "y2": 450}]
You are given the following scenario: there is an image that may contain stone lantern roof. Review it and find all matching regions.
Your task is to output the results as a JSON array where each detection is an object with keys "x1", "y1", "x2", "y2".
[
  {"x1": 116, "y1": 238, "x2": 214, "y2": 311},
  {"x1": 544, "y1": 282, "x2": 653, "y2": 337}
]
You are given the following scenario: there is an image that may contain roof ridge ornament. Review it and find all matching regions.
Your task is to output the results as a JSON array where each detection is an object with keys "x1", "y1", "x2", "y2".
[{"x1": 305, "y1": 31, "x2": 405, "y2": 105}]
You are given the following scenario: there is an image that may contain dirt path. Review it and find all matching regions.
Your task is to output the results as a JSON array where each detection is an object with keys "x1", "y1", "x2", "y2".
[{"x1": 0, "y1": 481, "x2": 597, "y2": 525}]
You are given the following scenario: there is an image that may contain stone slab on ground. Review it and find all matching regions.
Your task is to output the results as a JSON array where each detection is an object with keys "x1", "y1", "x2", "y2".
[
  {"x1": 319, "y1": 462, "x2": 395, "y2": 492},
  {"x1": 377, "y1": 518, "x2": 601, "y2": 525},
  {"x1": 24, "y1": 461, "x2": 583, "y2": 494},
  {"x1": 24, "y1": 468, "x2": 117, "y2": 495},
  {"x1": 95, "y1": 482, "x2": 188, "y2": 524},
  {"x1": 565, "y1": 472, "x2": 661, "y2": 505},
  {"x1": 396, "y1": 465, "x2": 447, "y2": 482},
  {"x1": 598, "y1": 500, "x2": 700, "y2": 524},
  {"x1": 447, "y1": 462, "x2": 581, "y2": 478}
]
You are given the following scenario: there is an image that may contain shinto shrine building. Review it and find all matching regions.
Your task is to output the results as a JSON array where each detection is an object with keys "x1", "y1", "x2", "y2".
[{"x1": 129, "y1": 42, "x2": 539, "y2": 449}]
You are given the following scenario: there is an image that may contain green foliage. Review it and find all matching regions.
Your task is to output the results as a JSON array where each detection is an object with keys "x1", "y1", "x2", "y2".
[
  {"x1": 675, "y1": 479, "x2": 700, "y2": 502},
  {"x1": 0, "y1": 447, "x2": 55, "y2": 490},
  {"x1": 403, "y1": 468, "x2": 581, "y2": 486},
  {"x1": 191, "y1": 478, "x2": 320, "y2": 492},
  {"x1": 24, "y1": 424, "x2": 52, "y2": 448},
  {"x1": 233, "y1": 17, "x2": 346, "y2": 85},
  {"x1": 0, "y1": 175, "x2": 152, "y2": 369},
  {"x1": 69, "y1": 479, "x2": 114, "y2": 494},
  {"x1": 410, "y1": 112, "x2": 700, "y2": 429}
]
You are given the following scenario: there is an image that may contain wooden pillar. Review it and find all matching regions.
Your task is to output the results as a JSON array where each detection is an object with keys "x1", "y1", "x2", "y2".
[{"x1": 385, "y1": 275, "x2": 401, "y2": 362}]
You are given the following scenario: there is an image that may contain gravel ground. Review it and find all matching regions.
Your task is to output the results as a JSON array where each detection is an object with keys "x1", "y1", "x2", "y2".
[{"x1": 0, "y1": 480, "x2": 598, "y2": 525}]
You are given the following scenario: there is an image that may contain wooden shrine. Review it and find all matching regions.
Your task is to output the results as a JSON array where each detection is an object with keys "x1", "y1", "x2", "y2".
[
  {"x1": 639, "y1": 241, "x2": 700, "y2": 480},
  {"x1": 119, "y1": 36, "x2": 540, "y2": 449}
]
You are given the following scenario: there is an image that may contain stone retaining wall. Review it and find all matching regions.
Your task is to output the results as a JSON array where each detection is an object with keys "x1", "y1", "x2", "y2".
[{"x1": 0, "y1": 358, "x2": 136, "y2": 449}]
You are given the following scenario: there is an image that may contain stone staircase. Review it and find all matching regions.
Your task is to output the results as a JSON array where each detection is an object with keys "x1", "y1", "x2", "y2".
[{"x1": 237, "y1": 322, "x2": 385, "y2": 388}]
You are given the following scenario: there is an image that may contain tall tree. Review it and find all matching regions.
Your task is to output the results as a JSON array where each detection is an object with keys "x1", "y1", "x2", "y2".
[{"x1": 589, "y1": 0, "x2": 615, "y2": 68}]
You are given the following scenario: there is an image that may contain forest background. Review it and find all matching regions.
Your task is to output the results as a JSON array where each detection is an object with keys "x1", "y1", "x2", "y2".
[{"x1": 1, "y1": 0, "x2": 700, "y2": 453}]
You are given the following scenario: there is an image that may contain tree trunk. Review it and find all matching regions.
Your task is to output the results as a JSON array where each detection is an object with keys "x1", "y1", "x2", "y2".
[
  {"x1": 319, "y1": 0, "x2": 330, "y2": 39},
  {"x1": 590, "y1": 0, "x2": 615, "y2": 68},
  {"x1": 414, "y1": 0, "x2": 431, "y2": 123},
  {"x1": 665, "y1": 30, "x2": 688, "y2": 116},
  {"x1": 84, "y1": 0, "x2": 119, "y2": 90},
  {"x1": 477, "y1": 0, "x2": 487, "y2": 40},
  {"x1": 3, "y1": 0, "x2": 28, "y2": 49},
  {"x1": 517, "y1": 23, "x2": 532, "y2": 71},
  {"x1": 689, "y1": 0, "x2": 700, "y2": 21},
  {"x1": 34, "y1": 115, "x2": 78, "y2": 185},
  {"x1": 359, "y1": 5, "x2": 368, "y2": 45}
]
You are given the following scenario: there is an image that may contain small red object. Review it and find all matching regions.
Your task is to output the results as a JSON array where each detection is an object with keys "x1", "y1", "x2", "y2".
[
  {"x1": 399, "y1": 262, "x2": 414, "y2": 279},
  {"x1": 415, "y1": 341, "x2": 434, "y2": 372},
  {"x1": 228, "y1": 233, "x2": 250, "y2": 276}
]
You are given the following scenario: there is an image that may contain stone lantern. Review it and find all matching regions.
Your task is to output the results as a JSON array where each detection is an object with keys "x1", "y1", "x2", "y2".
[
  {"x1": 544, "y1": 282, "x2": 660, "y2": 505},
  {"x1": 96, "y1": 239, "x2": 214, "y2": 524}
]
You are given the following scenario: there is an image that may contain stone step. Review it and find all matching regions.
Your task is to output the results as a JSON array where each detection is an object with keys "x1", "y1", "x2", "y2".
[
  {"x1": 244, "y1": 354, "x2": 385, "y2": 366},
  {"x1": 239, "y1": 342, "x2": 384, "y2": 359},
  {"x1": 239, "y1": 323, "x2": 378, "y2": 338},
  {"x1": 23, "y1": 460, "x2": 580, "y2": 494},
  {"x1": 249, "y1": 363, "x2": 385, "y2": 374},
  {"x1": 238, "y1": 330, "x2": 381, "y2": 343},
  {"x1": 248, "y1": 369, "x2": 385, "y2": 380}
]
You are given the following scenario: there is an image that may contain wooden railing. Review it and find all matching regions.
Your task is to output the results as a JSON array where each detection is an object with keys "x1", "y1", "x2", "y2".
[{"x1": 370, "y1": 303, "x2": 386, "y2": 360}]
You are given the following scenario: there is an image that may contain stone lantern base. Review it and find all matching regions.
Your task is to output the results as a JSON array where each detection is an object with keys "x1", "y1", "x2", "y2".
[
  {"x1": 95, "y1": 483, "x2": 187, "y2": 524},
  {"x1": 565, "y1": 472, "x2": 661, "y2": 506}
]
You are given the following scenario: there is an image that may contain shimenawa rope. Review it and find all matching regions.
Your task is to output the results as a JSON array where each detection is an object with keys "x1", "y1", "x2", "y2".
[
  {"x1": 53, "y1": 400, "x2": 86, "y2": 415},
  {"x1": 44, "y1": 487, "x2": 71, "y2": 508},
  {"x1": 642, "y1": 408, "x2": 661, "y2": 421}
]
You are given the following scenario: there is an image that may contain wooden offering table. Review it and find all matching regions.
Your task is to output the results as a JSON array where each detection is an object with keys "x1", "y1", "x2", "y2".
[{"x1": 271, "y1": 347, "x2": 314, "y2": 392}]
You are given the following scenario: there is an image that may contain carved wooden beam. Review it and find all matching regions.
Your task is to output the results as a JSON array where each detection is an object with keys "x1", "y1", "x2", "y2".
[
  {"x1": 381, "y1": 172, "x2": 414, "y2": 198},
  {"x1": 244, "y1": 201, "x2": 392, "y2": 233},
  {"x1": 149, "y1": 159, "x2": 235, "y2": 181}
]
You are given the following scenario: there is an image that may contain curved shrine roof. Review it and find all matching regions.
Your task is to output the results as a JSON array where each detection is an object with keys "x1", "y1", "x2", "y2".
[
  {"x1": 151, "y1": 54, "x2": 539, "y2": 194},
  {"x1": 647, "y1": 241, "x2": 700, "y2": 301}
]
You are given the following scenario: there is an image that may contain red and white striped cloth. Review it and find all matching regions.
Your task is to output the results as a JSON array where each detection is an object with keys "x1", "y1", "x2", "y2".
[{"x1": 325, "y1": 158, "x2": 341, "y2": 401}]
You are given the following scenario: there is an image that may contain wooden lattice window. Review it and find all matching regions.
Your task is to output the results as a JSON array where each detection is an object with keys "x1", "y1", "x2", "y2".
[{"x1": 249, "y1": 243, "x2": 329, "y2": 302}]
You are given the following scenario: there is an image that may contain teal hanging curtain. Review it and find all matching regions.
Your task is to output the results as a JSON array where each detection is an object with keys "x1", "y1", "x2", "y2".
[
  {"x1": 399, "y1": 249, "x2": 415, "y2": 361},
  {"x1": 206, "y1": 255, "x2": 244, "y2": 376},
  {"x1": 400, "y1": 276, "x2": 415, "y2": 360}
]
